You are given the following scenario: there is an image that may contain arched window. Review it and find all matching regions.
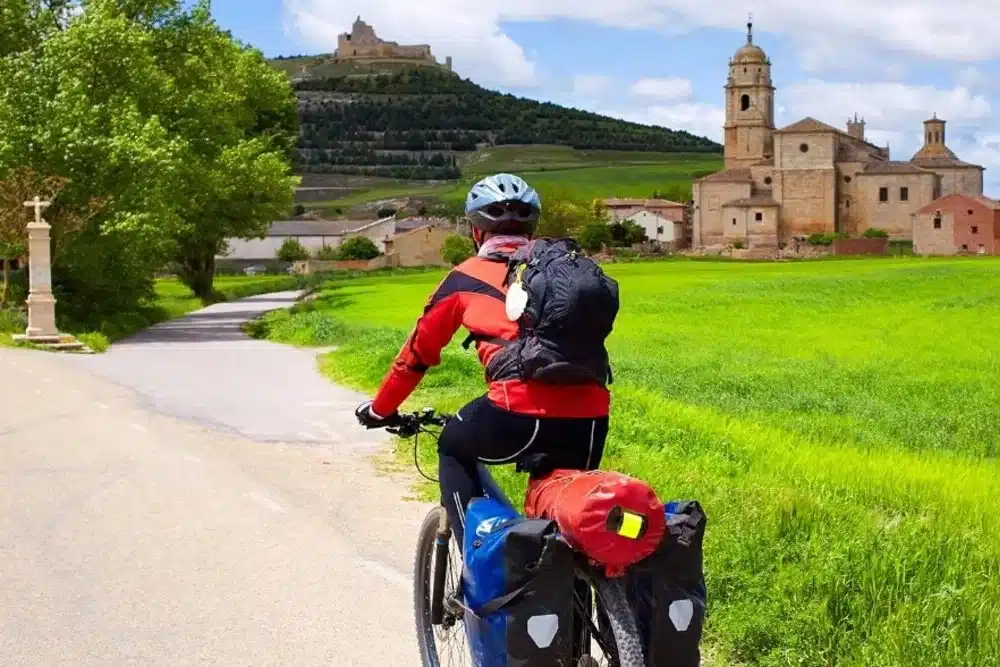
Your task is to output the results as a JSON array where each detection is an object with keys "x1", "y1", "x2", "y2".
[{"x1": 740, "y1": 94, "x2": 750, "y2": 111}]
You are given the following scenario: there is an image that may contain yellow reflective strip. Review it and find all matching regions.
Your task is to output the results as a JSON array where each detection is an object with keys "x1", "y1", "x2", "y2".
[{"x1": 617, "y1": 511, "x2": 644, "y2": 539}]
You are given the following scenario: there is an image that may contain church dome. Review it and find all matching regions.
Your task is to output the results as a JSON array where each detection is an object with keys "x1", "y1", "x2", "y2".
[
  {"x1": 733, "y1": 43, "x2": 767, "y2": 63},
  {"x1": 731, "y1": 19, "x2": 768, "y2": 64}
]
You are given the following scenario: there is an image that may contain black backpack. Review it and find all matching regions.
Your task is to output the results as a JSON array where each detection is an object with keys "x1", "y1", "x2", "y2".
[{"x1": 469, "y1": 238, "x2": 619, "y2": 386}]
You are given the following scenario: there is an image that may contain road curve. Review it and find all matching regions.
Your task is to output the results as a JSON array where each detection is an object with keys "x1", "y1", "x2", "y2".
[
  {"x1": 1, "y1": 293, "x2": 435, "y2": 665},
  {"x1": 67, "y1": 291, "x2": 386, "y2": 450}
]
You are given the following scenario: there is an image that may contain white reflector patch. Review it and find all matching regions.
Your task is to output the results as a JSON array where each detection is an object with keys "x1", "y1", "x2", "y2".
[
  {"x1": 527, "y1": 614, "x2": 559, "y2": 648},
  {"x1": 669, "y1": 599, "x2": 694, "y2": 632}
]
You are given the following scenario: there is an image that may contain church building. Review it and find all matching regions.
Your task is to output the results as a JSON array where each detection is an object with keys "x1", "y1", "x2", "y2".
[{"x1": 692, "y1": 21, "x2": 986, "y2": 246}]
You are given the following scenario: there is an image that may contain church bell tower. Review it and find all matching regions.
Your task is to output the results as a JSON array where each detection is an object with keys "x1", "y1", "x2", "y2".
[{"x1": 724, "y1": 18, "x2": 775, "y2": 169}]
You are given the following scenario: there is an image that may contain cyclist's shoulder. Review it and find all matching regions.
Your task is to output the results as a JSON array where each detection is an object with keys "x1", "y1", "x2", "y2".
[{"x1": 446, "y1": 255, "x2": 507, "y2": 283}]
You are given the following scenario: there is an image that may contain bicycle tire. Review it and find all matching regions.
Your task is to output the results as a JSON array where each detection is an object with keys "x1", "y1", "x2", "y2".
[
  {"x1": 579, "y1": 572, "x2": 646, "y2": 667},
  {"x1": 414, "y1": 506, "x2": 467, "y2": 667}
]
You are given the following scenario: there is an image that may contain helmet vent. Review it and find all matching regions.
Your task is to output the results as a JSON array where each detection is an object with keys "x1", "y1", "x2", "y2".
[
  {"x1": 498, "y1": 183, "x2": 506, "y2": 192},
  {"x1": 512, "y1": 183, "x2": 520, "y2": 193}
]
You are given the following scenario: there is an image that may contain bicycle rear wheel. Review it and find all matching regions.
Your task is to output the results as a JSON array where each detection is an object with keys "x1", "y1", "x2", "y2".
[
  {"x1": 574, "y1": 571, "x2": 645, "y2": 667},
  {"x1": 414, "y1": 506, "x2": 472, "y2": 667}
]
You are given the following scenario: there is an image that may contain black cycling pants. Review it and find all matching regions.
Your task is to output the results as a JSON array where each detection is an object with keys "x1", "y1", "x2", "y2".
[{"x1": 438, "y1": 394, "x2": 609, "y2": 549}]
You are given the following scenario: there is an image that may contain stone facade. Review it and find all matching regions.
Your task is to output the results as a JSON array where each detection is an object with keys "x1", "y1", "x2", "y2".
[
  {"x1": 693, "y1": 22, "x2": 986, "y2": 247},
  {"x1": 383, "y1": 225, "x2": 452, "y2": 267},
  {"x1": 335, "y1": 17, "x2": 450, "y2": 70},
  {"x1": 913, "y1": 193, "x2": 1000, "y2": 255}
]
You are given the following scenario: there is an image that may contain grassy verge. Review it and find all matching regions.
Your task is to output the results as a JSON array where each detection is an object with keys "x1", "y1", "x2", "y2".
[
  {"x1": 1, "y1": 274, "x2": 310, "y2": 352},
  {"x1": 247, "y1": 257, "x2": 1000, "y2": 667}
]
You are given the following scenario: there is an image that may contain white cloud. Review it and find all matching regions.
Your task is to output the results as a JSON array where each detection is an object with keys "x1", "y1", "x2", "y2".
[
  {"x1": 781, "y1": 81, "x2": 992, "y2": 130},
  {"x1": 593, "y1": 102, "x2": 725, "y2": 143},
  {"x1": 284, "y1": 1, "x2": 1000, "y2": 86},
  {"x1": 630, "y1": 77, "x2": 693, "y2": 102},
  {"x1": 572, "y1": 75, "x2": 612, "y2": 98}
]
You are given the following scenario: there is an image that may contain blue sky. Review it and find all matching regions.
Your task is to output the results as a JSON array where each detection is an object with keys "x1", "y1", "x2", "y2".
[{"x1": 211, "y1": 0, "x2": 1000, "y2": 193}]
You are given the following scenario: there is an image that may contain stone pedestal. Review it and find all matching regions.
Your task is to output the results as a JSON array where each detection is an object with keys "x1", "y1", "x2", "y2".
[
  {"x1": 12, "y1": 197, "x2": 86, "y2": 351},
  {"x1": 23, "y1": 220, "x2": 59, "y2": 340}
]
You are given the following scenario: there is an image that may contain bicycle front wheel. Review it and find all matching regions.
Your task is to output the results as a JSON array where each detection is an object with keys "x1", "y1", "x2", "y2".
[{"x1": 413, "y1": 506, "x2": 472, "y2": 667}]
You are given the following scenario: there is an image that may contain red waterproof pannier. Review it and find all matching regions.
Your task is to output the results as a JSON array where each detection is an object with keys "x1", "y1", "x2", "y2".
[{"x1": 524, "y1": 469, "x2": 666, "y2": 577}]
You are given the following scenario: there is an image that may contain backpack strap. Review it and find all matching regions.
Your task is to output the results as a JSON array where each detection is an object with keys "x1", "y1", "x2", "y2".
[{"x1": 461, "y1": 332, "x2": 514, "y2": 350}]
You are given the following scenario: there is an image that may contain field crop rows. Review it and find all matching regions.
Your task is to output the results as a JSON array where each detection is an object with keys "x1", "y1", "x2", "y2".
[{"x1": 248, "y1": 257, "x2": 1000, "y2": 667}]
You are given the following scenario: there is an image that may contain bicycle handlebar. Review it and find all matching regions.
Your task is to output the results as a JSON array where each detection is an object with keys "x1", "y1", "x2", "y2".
[{"x1": 384, "y1": 408, "x2": 451, "y2": 438}]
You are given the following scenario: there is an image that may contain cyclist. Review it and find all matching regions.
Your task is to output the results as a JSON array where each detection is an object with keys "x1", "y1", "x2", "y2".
[{"x1": 355, "y1": 173, "x2": 610, "y2": 548}]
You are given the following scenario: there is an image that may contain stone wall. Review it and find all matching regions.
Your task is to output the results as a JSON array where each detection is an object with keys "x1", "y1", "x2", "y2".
[
  {"x1": 693, "y1": 180, "x2": 752, "y2": 245},
  {"x1": 775, "y1": 132, "x2": 836, "y2": 171},
  {"x1": 833, "y1": 238, "x2": 888, "y2": 255},
  {"x1": 836, "y1": 161, "x2": 868, "y2": 235},
  {"x1": 935, "y1": 167, "x2": 984, "y2": 198},
  {"x1": 913, "y1": 210, "x2": 957, "y2": 255},
  {"x1": 387, "y1": 226, "x2": 452, "y2": 267},
  {"x1": 774, "y1": 168, "x2": 836, "y2": 238},
  {"x1": 855, "y1": 172, "x2": 935, "y2": 239},
  {"x1": 721, "y1": 204, "x2": 779, "y2": 245}
]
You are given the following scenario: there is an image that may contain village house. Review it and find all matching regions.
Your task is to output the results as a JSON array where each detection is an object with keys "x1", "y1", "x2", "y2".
[
  {"x1": 218, "y1": 216, "x2": 456, "y2": 270},
  {"x1": 604, "y1": 198, "x2": 687, "y2": 224},
  {"x1": 220, "y1": 218, "x2": 397, "y2": 264},
  {"x1": 912, "y1": 193, "x2": 1000, "y2": 255},
  {"x1": 621, "y1": 210, "x2": 687, "y2": 248},
  {"x1": 692, "y1": 20, "x2": 986, "y2": 248}
]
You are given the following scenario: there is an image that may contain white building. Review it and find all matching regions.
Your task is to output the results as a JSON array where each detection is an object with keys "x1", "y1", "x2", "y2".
[
  {"x1": 623, "y1": 210, "x2": 686, "y2": 246},
  {"x1": 220, "y1": 217, "x2": 397, "y2": 261}
]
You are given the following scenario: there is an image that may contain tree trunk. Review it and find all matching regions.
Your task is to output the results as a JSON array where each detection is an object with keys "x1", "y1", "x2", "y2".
[
  {"x1": 0, "y1": 260, "x2": 8, "y2": 309},
  {"x1": 178, "y1": 249, "x2": 216, "y2": 301}
]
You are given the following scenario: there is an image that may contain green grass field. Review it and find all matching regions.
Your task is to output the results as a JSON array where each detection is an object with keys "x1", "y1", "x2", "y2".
[
  {"x1": 302, "y1": 147, "x2": 722, "y2": 215},
  {"x1": 248, "y1": 257, "x2": 1000, "y2": 666}
]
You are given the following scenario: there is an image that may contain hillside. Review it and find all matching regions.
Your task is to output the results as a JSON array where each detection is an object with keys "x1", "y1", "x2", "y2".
[{"x1": 272, "y1": 57, "x2": 722, "y2": 180}]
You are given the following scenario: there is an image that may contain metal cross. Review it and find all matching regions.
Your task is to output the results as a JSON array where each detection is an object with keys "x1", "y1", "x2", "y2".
[{"x1": 23, "y1": 196, "x2": 51, "y2": 224}]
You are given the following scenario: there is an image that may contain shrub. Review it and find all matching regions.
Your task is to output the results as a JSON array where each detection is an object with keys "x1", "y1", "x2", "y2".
[
  {"x1": 733, "y1": 241, "x2": 745, "y2": 249},
  {"x1": 578, "y1": 223, "x2": 612, "y2": 253},
  {"x1": 807, "y1": 233, "x2": 836, "y2": 246},
  {"x1": 337, "y1": 236, "x2": 380, "y2": 260},
  {"x1": 377, "y1": 206, "x2": 397, "y2": 219},
  {"x1": 293, "y1": 204, "x2": 306, "y2": 216},
  {"x1": 863, "y1": 227, "x2": 890, "y2": 239},
  {"x1": 276, "y1": 238, "x2": 310, "y2": 262},
  {"x1": 314, "y1": 244, "x2": 340, "y2": 260},
  {"x1": 441, "y1": 234, "x2": 475, "y2": 266}
]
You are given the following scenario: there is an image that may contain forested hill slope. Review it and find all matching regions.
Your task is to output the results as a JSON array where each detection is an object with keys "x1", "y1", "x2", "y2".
[{"x1": 272, "y1": 58, "x2": 722, "y2": 179}]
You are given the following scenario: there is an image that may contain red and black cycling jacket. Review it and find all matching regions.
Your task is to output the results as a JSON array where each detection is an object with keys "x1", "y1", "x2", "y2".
[{"x1": 370, "y1": 250, "x2": 610, "y2": 419}]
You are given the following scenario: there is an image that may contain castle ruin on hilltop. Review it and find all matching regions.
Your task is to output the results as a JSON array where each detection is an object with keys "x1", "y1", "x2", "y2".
[{"x1": 335, "y1": 16, "x2": 452, "y2": 71}]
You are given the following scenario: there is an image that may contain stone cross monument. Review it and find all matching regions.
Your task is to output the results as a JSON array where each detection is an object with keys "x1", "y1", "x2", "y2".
[{"x1": 18, "y1": 196, "x2": 60, "y2": 341}]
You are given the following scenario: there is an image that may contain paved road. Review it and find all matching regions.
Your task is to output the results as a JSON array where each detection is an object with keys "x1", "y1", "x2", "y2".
[
  {"x1": 68, "y1": 291, "x2": 386, "y2": 450},
  {"x1": 1, "y1": 294, "x2": 434, "y2": 665}
]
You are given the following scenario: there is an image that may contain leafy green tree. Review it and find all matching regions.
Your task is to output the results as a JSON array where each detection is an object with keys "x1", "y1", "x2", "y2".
[
  {"x1": 441, "y1": 234, "x2": 474, "y2": 265},
  {"x1": 0, "y1": 239, "x2": 24, "y2": 308},
  {"x1": 276, "y1": 238, "x2": 309, "y2": 262},
  {"x1": 337, "y1": 236, "x2": 380, "y2": 260},
  {"x1": 578, "y1": 223, "x2": 612, "y2": 253},
  {"x1": 609, "y1": 220, "x2": 647, "y2": 247},
  {"x1": 0, "y1": 0, "x2": 298, "y2": 316}
]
